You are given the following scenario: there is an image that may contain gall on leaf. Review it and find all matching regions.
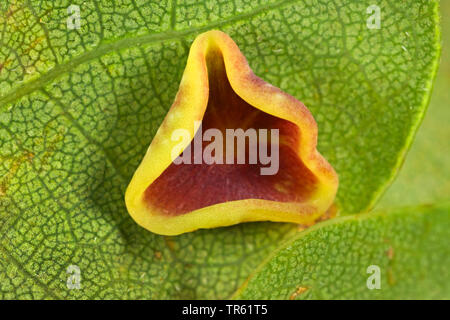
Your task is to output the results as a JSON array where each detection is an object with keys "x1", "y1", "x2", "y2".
[{"x1": 125, "y1": 30, "x2": 338, "y2": 235}]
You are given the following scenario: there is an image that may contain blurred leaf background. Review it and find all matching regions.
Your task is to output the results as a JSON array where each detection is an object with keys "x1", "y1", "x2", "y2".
[{"x1": 378, "y1": 1, "x2": 449, "y2": 208}]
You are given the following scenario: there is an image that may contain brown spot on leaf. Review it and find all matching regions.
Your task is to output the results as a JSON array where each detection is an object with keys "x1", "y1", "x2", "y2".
[
  {"x1": 0, "y1": 150, "x2": 34, "y2": 196},
  {"x1": 0, "y1": 59, "x2": 13, "y2": 74},
  {"x1": 289, "y1": 286, "x2": 309, "y2": 300},
  {"x1": 386, "y1": 246, "x2": 394, "y2": 260},
  {"x1": 23, "y1": 36, "x2": 45, "y2": 56},
  {"x1": 5, "y1": 8, "x2": 15, "y2": 18}
]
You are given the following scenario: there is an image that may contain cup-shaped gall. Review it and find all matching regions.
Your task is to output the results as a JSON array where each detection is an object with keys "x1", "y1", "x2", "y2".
[{"x1": 125, "y1": 30, "x2": 338, "y2": 235}]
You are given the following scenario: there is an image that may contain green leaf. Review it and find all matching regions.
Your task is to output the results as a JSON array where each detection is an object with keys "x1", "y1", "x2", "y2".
[
  {"x1": 377, "y1": 0, "x2": 450, "y2": 209},
  {"x1": 234, "y1": 202, "x2": 450, "y2": 299},
  {"x1": 0, "y1": 0, "x2": 440, "y2": 298}
]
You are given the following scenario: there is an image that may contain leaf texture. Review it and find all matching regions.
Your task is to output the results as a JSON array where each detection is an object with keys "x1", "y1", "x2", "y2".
[
  {"x1": 0, "y1": 0, "x2": 440, "y2": 299},
  {"x1": 235, "y1": 203, "x2": 450, "y2": 299}
]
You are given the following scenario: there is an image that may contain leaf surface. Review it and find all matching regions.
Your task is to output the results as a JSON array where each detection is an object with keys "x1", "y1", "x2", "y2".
[
  {"x1": 235, "y1": 203, "x2": 450, "y2": 299},
  {"x1": 0, "y1": 0, "x2": 440, "y2": 298}
]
